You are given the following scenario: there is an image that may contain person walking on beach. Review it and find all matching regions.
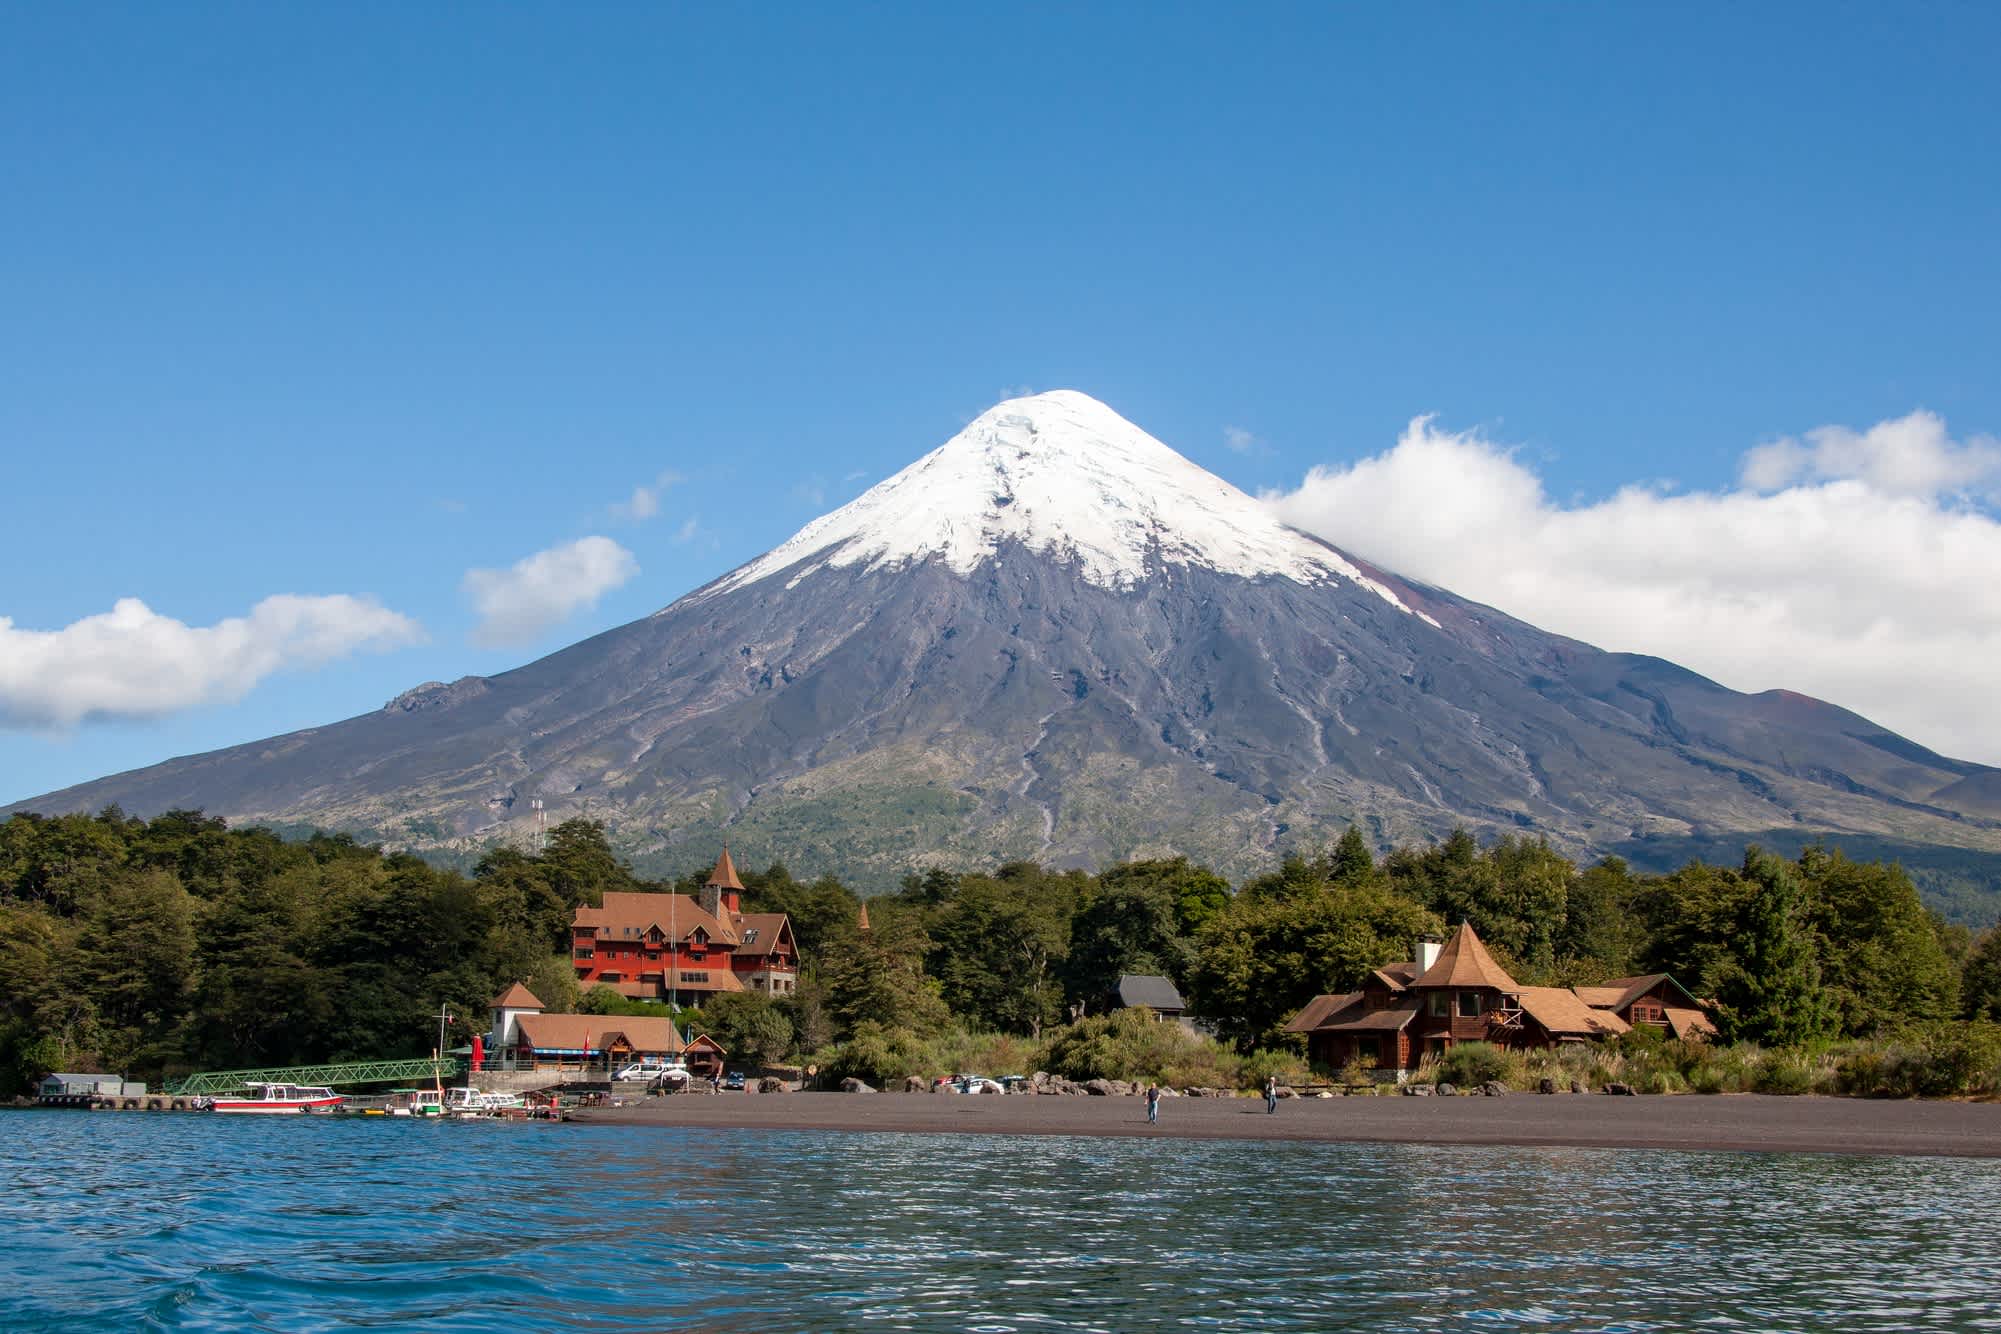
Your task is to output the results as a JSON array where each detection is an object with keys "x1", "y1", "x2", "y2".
[
  {"x1": 1265, "y1": 1075, "x2": 1279, "y2": 1114},
  {"x1": 1145, "y1": 1082, "x2": 1161, "y2": 1125}
]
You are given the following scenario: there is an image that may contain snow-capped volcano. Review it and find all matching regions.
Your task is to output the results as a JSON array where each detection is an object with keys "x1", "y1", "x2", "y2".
[
  {"x1": 710, "y1": 390, "x2": 1426, "y2": 619},
  {"x1": 13, "y1": 389, "x2": 1999, "y2": 903}
]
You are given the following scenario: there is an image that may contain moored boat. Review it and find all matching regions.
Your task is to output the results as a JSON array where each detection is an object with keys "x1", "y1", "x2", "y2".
[
  {"x1": 446, "y1": 1086, "x2": 527, "y2": 1116},
  {"x1": 205, "y1": 1082, "x2": 344, "y2": 1114}
]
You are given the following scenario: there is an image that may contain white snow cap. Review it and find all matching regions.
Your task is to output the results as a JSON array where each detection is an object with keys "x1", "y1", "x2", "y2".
[{"x1": 707, "y1": 390, "x2": 1429, "y2": 618}]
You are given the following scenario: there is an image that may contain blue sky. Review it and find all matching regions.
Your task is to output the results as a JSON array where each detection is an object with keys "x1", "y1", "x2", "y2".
[{"x1": 5, "y1": 4, "x2": 2001, "y2": 802}]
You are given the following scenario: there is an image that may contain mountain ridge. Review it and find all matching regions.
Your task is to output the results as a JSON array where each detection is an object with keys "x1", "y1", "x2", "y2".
[{"x1": 9, "y1": 392, "x2": 1999, "y2": 902}]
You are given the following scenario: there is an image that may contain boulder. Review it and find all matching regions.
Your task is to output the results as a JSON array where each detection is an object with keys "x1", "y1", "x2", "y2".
[
  {"x1": 1538, "y1": 1077, "x2": 1558, "y2": 1095},
  {"x1": 839, "y1": 1076, "x2": 877, "y2": 1094},
  {"x1": 1570, "y1": 1078, "x2": 1588, "y2": 1095},
  {"x1": 903, "y1": 1075, "x2": 929, "y2": 1093},
  {"x1": 1435, "y1": 1082, "x2": 1457, "y2": 1097},
  {"x1": 1083, "y1": 1078, "x2": 1115, "y2": 1097},
  {"x1": 1402, "y1": 1083, "x2": 1432, "y2": 1096},
  {"x1": 1605, "y1": 1081, "x2": 1635, "y2": 1096},
  {"x1": 1480, "y1": 1081, "x2": 1508, "y2": 1097},
  {"x1": 759, "y1": 1077, "x2": 791, "y2": 1094}
]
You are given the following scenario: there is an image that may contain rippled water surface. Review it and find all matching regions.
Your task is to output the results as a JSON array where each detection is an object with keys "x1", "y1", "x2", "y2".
[{"x1": 5, "y1": 1112, "x2": 1999, "y2": 1331}]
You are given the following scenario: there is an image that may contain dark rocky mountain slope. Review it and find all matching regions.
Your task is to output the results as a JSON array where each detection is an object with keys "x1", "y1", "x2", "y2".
[{"x1": 12, "y1": 392, "x2": 2000, "y2": 894}]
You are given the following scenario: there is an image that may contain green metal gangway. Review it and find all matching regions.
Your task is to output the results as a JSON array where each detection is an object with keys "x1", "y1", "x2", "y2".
[{"x1": 165, "y1": 1056, "x2": 464, "y2": 1096}]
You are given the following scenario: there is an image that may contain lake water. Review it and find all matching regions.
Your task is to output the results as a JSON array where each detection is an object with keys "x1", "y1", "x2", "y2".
[{"x1": 5, "y1": 1112, "x2": 1998, "y2": 1331}]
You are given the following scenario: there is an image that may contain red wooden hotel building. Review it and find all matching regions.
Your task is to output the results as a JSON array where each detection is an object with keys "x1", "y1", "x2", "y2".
[{"x1": 570, "y1": 848, "x2": 799, "y2": 1005}]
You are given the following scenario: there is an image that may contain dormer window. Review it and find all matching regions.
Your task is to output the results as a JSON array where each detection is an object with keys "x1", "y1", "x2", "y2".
[{"x1": 743, "y1": 927, "x2": 759, "y2": 944}]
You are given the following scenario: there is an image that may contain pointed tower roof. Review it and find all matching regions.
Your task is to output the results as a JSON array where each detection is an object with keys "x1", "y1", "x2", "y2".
[
  {"x1": 490, "y1": 981, "x2": 546, "y2": 1010},
  {"x1": 857, "y1": 900, "x2": 872, "y2": 933},
  {"x1": 1413, "y1": 922, "x2": 1519, "y2": 991},
  {"x1": 706, "y1": 845, "x2": 744, "y2": 891}
]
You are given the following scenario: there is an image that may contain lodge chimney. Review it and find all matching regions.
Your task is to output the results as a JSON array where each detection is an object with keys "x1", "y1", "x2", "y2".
[{"x1": 1416, "y1": 937, "x2": 1443, "y2": 975}]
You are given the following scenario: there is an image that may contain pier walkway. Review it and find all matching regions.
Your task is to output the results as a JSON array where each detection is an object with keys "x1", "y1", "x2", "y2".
[{"x1": 165, "y1": 1057, "x2": 464, "y2": 1096}]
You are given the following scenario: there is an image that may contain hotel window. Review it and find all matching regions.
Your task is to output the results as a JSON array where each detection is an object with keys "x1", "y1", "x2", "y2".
[
  {"x1": 574, "y1": 948, "x2": 594, "y2": 960},
  {"x1": 1428, "y1": 992, "x2": 1450, "y2": 1017},
  {"x1": 682, "y1": 972, "x2": 710, "y2": 984},
  {"x1": 1457, "y1": 992, "x2": 1484, "y2": 1018}
]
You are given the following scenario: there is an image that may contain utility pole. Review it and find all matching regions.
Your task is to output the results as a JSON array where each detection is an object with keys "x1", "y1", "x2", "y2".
[{"x1": 434, "y1": 1002, "x2": 452, "y2": 1085}]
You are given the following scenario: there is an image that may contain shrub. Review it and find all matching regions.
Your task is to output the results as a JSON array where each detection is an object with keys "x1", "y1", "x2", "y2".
[
  {"x1": 1634, "y1": 1067, "x2": 1686, "y2": 1095},
  {"x1": 1430, "y1": 1042, "x2": 1517, "y2": 1088},
  {"x1": 1043, "y1": 1009, "x2": 1237, "y2": 1086},
  {"x1": 1754, "y1": 1056, "x2": 1814, "y2": 1096},
  {"x1": 1832, "y1": 1023, "x2": 2001, "y2": 1098},
  {"x1": 822, "y1": 1023, "x2": 933, "y2": 1086},
  {"x1": 1336, "y1": 1056, "x2": 1375, "y2": 1087}
]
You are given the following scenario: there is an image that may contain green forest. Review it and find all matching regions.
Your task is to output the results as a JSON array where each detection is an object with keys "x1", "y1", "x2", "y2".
[{"x1": 3, "y1": 808, "x2": 1999, "y2": 1098}]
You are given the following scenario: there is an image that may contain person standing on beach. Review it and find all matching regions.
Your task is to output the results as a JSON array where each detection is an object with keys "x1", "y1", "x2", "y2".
[
  {"x1": 1145, "y1": 1082, "x2": 1161, "y2": 1124},
  {"x1": 1265, "y1": 1076, "x2": 1279, "y2": 1114}
]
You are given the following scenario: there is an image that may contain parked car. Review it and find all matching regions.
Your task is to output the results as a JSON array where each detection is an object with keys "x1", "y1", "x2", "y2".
[
  {"x1": 954, "y1": 1074, "x2": 1004, "y2": 1095},
  {"x1": 615, "y1": 1060, "x2": 689, "y2": 1084},
  {"x1": 722, "y1": 1071, "x2": 746, "y2": 1091}
]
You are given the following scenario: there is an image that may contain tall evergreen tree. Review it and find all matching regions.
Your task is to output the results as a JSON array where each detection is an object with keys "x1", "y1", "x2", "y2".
[{"x1": 1721, "y1": 847, "x2": 1834, "y2": 1046}]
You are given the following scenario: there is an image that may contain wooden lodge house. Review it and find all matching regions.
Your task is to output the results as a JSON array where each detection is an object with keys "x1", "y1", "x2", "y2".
[
  {"x1": 570, "y1": 848, "x2": 799, "y2": 1005},
  {"x1": 1285, "y1": 922, "x2": 1716, "y2": 1077}
]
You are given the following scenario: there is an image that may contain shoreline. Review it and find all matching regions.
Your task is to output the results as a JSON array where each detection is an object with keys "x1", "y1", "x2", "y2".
[{"x1": 570, "y1": 1090, "x2": 2001, "y2": 1158}]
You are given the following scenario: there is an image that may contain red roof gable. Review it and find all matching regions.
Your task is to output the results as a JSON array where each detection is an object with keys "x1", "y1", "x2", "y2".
[{"x1": 706, "y1": 846, "x2": 744, "y2": 891}]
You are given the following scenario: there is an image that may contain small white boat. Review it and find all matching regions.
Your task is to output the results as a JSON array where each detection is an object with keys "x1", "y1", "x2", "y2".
[
  {"x1": 446, "y1": 1086, "x2": 527, "y2": 1116},
  {"x1": 207, "y1": 1082, "x2": 344, "y2": 1114},
  {"x1": 388, "y1": 1088, "x2": 447, "y2": 1117}
]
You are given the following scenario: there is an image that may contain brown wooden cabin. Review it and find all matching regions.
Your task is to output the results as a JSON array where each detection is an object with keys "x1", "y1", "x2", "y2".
[{"x1": 1286, "y1": 922, "x2": 1706, "y2": 1078}]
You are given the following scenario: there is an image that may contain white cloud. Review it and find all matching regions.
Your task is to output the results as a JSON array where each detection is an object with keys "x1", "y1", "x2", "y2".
[
  {"x1": 463, "y1": 536, "x2": 638, "y2": 647},
  {"x1": 673, "y1": 518, "x2": 701, "y2": 544},
  {"x1": 1740, "y1": 411, "x2": 2001, "y2": 499},
  {"x1": 1223, "y1": 425, "x2": 1256, "y2": 454},
  {"x1": 609, "y1": 470, "x2": 685, "y2": 523},
  {"x1": 0, "y1": 595, "x2": 423, "y2": 729},
  {"x1": 1266, "y1": 410, "x2": 2001, "y2": 765},
  {"x1": 611, "y1": 485, "x2": 660, "y2": 521}
]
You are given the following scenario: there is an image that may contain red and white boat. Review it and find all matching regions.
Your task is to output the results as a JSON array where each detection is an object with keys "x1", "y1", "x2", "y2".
[{"x1": 204, "y1": 1081, "x2": 345, "y2": 1114}]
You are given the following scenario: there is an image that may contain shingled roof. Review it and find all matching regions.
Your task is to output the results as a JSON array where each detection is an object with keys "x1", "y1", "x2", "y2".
[
  {"x1": 1665, "y1": 1006, "x2": 1719, "y2": 1040},
  {"x1": 1285, "y1": 992, "x2": 1361, "y2": 1033},
  {"x1": 706, "y1": 846, "x2": 744, "y2": 891},
  {"x1": 1513, "y1": 987, "x2": 1631, "y2": 1038},
  {"x1": 1116, "y1": 974, "x2": 1186, "y2": 1012},
  {"x1": 1413, "y1": 922, "x2": 1520, "y2": 991},
  {"x1": 574, "y1": 891, "x2": 740, "y2": 946},
  {"x1": 514, "y1": 1013, "x2": 685, "y2": 1055},
  {"x1": 490, "y1": 982, "x2": 545, "y2": 1010},
  {"x1": 731, "y1": 912, "x2": 791, "y2": 958}
]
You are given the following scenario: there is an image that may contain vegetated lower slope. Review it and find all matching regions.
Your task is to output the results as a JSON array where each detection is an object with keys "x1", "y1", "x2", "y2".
[{"x1": 9, "y1": 392, "x2": 1999, "y2": 905}]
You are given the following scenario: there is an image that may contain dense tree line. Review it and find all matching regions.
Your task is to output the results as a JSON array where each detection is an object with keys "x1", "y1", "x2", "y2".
[{"x1": 1, "y1": 807, "x2": 1995, "y2": 1095}]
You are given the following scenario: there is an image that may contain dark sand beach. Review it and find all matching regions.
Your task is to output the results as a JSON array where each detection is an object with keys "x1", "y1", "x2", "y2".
[{"x1": 572, "y1": 1090, "x2": 2001, "y2": 1158}]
